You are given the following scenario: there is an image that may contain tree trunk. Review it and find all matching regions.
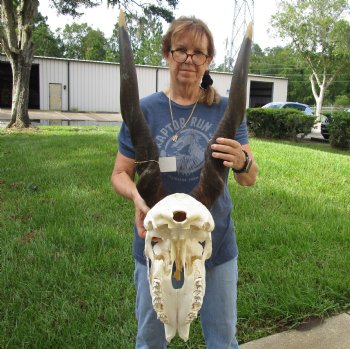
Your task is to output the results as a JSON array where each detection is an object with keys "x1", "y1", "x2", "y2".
[
  {"x1": 313, "y1": 81, "x2": 325, "y2": 117},
  {"x1": 310, "y1": 73, "x2": 325, "y2": 117},
  {"x1": 1, "y1": 0, "x2": 38, "y2": 128},
  {"x1": 7, "y1": 53, "x2": 32, "y2": 128},
  {"x1": 315, "y1": 84, "x2": 325, "y2": 117}
]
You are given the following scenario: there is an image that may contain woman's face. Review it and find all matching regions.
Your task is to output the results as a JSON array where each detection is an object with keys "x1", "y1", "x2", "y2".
[{"x1": 166, "y1": 31, "x2": 212, "y2": 89}]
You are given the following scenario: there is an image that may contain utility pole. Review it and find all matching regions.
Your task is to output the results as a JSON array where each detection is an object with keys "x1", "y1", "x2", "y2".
[{"x1": 224, "y1": 0, "x2": 254, "y2": 71}]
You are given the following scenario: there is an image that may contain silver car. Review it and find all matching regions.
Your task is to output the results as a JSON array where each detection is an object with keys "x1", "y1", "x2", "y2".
[{"x1": 262, "y1": 102, "x2": 314, "y2": 115}]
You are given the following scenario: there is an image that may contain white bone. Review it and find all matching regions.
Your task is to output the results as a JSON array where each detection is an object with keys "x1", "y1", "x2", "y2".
[{"x1": 144, "y1": 193, "x2": 214, "y2": 342}]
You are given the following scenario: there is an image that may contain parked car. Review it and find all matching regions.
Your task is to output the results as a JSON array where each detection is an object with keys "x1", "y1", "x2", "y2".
[
  {"x1": 262, "y1": 102, "x2": 314, "y2": 115},
  {"x1": 320, "y1": 115, "x2": 331, "y2": 140}
]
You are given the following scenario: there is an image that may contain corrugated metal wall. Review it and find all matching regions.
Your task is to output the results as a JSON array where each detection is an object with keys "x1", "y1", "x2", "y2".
[
  {"x1": 1, "y1": 54, "x2": 288, "y2": 112},
  {"x1": 33, "y1": 57, "x2": 120, "y2": 112},
  {"x1": 35, "y1": 57, "x2": 69, "y2": 110},
  {"x1": 68, "y1": 60, "x2": 119, "y2": 112},
  {"x1": 32, "y1": 58, "x2": 172, "y2": 112}
]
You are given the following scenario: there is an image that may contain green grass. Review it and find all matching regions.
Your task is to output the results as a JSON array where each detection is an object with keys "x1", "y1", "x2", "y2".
[{"x1": 0, "y1": 126, "x2": 349, "y2": 348}]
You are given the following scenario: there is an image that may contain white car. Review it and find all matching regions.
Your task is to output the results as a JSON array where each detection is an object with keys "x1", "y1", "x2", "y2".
[{"x1": 262, "y1": 102, "x2": 314, "y2": 115}]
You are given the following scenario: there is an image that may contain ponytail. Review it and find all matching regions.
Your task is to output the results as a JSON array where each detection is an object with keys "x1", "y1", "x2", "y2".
[{"x1": 199, "y1": 71, "x2": 220, "y2": 106}]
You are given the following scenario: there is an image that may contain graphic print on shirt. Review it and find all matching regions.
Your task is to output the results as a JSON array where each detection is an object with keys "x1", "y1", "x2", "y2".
[{"x1": 155, "y1": 114, "x2": 215, "y2": 181}]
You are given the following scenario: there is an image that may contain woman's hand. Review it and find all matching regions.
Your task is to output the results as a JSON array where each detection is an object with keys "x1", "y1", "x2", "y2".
[
  {"x1": 211, "y1": 137, "x2": 246, "y2": 170},
  {"x1": 111, "y1": 152, "x2": 152, "y2": 238},
  {"x1": 133, "y1": 194, "x2": 150, "y2": 239}
]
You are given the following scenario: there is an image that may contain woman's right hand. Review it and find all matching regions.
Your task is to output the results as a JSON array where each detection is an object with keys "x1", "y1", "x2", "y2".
[
  {"x1": 111, "y1": 152, "x2": 151, "y2": 238},
  {"x1": 133, "y1": 194, "x2": 150, "y2": 239}
]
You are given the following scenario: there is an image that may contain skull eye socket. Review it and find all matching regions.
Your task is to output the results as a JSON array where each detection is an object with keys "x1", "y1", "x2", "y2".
[{"x1": 173, "y1": 211, "x2": 187, "y2": 222}]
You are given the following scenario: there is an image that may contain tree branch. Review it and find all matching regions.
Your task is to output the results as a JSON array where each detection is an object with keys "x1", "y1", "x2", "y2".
[
  {"x1": 18, "y1": 0, "x2": 38, "y2": 52},
  {"x1": 1, "y1": 0, "x2": 19, "y2": 53},
  {"x1": 325, "y1": 71, "x2": 337, "y2": 89}
]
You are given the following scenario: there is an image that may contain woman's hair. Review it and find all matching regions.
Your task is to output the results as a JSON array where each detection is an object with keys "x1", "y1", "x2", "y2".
[{"x1": 162, "y1": 16, "x2": 221, "y2": 106}]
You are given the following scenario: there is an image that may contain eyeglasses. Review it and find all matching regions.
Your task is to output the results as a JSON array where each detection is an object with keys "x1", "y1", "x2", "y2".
[{"x1": 170, "y1": 49, "x2": 209, "y2": 66}]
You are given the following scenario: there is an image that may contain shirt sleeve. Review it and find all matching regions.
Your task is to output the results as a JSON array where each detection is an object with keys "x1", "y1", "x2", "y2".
[
  {"x1": 118, "y1": 122, "x2": 135, "y2": 159},
  {"x1": 234, "y1": 116, "x2": 249, "y2": 145}
]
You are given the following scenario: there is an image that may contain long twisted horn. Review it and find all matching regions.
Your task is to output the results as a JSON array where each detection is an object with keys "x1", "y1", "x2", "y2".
[
  {"x1": 191, "y1": 23, "x2": 253, "y2": 208},
  {"x1": 119, "y1": 8, "x2": 252, "y2": 209},
  {"x1": 119, "y1": 10, "x2": 165, "y2": 207}
]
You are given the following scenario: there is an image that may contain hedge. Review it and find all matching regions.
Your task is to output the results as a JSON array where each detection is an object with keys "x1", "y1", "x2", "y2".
[
  {"x1": 246, "y1": 108, "x2": 316, "y2": 140},
  {"x1": 323, "y1": 111, "x2": 350, "y2": 150}
]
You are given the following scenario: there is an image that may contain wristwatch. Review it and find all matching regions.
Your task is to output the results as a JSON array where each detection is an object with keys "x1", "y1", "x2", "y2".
[{"x1": 233, "y1": 150, "x2": 253, "y2": 174}]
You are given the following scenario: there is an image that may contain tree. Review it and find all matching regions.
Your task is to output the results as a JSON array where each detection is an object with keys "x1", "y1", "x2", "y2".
[
  {"x1": 0, "y1": 0, "x2": 178, "y2": 128},
  {"x1": 109, "y1": 11, "x2": 163, "y2": 65},
  {"x1": 58, "y1": 23, "x2": 108, "y2": 61},
  {"x1": 33, "y1": 13, "x2": 64, "y2": 57},
  {"x1": 82, "y1": 28, "x2": 108, "y2": 61},
  {"x1": 249, "y1": 44, "x2": 314, "y2": 104},
  {"x1": 105, "y1": 33, "x2": 120, "y2": 63},
  {"x1": 51, "y1": 0, "x2": 178, "y2": 22},
  {"x1": 271, "y1": 0, "x2": 350, "y2": 116},
  {"x1": 60, "y1": 22, "x2": 90, "y2": 59},
  {"x1": 0, "y1": 0, "x2": 39, "y2": 127}
]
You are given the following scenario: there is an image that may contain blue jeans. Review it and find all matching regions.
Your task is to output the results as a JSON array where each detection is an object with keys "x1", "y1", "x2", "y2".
[{"x1": 134, "y1": 257, "x2": 239, "y2": 349}]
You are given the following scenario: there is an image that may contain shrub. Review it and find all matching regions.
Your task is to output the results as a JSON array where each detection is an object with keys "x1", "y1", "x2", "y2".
[
  {"x1": 334, "y1": 95, "x2": 350, "y2": 107},
  {"x1": 328, "y1": 112, "x2": 350, "y2": 150},
  {"x1": 246, "y1": 108, "x2": 316, "y2": 140}
]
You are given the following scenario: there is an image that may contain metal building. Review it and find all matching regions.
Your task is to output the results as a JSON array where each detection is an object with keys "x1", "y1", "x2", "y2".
[{"x1": 0, "y1": 54, "x2": 287, "y2": 112}]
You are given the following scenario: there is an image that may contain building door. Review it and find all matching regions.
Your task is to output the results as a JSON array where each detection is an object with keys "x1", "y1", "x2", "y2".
[
  {"x1": 0, "y1": 62, "x2": 40, "y2": 109},
  {"x1": 49, "y1": 83, "x2": 62, "y2": 110},
  {"x1": 249, "y1": 81, "x2": 273, "y2": 107}
]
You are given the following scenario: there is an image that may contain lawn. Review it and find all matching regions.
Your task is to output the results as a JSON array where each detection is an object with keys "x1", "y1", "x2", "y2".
[{"x1": 0, "y1": 126, "x2": 349, "y2": 348}]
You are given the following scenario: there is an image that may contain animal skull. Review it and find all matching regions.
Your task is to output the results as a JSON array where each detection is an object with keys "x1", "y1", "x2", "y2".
[{"x1": 144, "y1": 193, "x2": 214, "y2": 342}]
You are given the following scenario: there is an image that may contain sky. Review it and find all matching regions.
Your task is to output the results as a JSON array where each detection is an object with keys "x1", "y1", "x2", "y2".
[{"x1": 38, "y1": 0, "x2": 284, "y2": 65}]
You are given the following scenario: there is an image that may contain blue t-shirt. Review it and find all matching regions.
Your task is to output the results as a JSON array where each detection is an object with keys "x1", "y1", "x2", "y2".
[{"x1": 118, "y1": 91, "x2": 249, "y2": 268}]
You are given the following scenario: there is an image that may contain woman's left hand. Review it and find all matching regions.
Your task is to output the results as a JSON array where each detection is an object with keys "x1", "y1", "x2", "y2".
[{"x1": 210, "y1": 137, "x2": 246, "y2": 170}]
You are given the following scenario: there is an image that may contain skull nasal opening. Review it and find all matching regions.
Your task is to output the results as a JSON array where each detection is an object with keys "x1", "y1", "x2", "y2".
[{"x1": 173, "y1": 211, "x2": 187, "y2": 222}]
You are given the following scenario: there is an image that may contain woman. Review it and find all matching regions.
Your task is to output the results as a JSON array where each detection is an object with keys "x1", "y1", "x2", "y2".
[{"x1": 111, "y1": 16, "x2": 258, "y2": 349}]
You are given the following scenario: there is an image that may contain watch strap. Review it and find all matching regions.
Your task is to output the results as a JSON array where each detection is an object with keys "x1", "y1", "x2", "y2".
[{"x1": 233, "y1": 150, "x2": 252, "y2": 174}]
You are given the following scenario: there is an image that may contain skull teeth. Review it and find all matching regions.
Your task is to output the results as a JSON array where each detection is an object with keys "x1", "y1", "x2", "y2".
[
  {"x1": 151, "y1": 279, "x2": 168, "y2": 323},
  {"x1": 144, "y1": 193, "x2": 214, "y2": 342},
  {"x1": 186, "y1": 312, "x2": 198, "y2": 323},
  {"x1": 158, "y1": 313, "x2": 169, "y2": 324}
]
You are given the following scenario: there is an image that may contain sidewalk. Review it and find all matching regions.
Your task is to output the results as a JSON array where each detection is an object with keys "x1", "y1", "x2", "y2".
[
  {"x1": 240, "y1": 312, "x2": 350, "y2": 349},
  {"x1": 0, "y1": 109, "x2": 123, "y2": 126}
]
